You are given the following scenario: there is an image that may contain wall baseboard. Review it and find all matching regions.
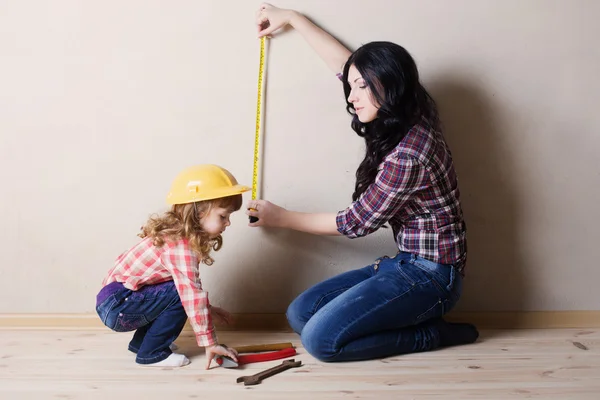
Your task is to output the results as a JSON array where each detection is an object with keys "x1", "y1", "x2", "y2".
[
  {"x1": 443, "y1": 311, "x2": 600, "y2": 329},
  {"x1": 1, "y1": 311, "x2": 599, "y2": 330}
]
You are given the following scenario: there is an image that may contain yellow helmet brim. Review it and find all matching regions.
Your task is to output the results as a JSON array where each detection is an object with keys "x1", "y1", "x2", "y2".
[{"x1": 166, "y1": 184, "x2": 250, "y2": 205}]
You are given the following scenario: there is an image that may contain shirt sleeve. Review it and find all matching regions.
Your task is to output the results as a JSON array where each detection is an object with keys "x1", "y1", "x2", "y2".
[
  {"x1": 161, "y1": 241, "x2": 217, "y2": 347},
  {"x1": 336, "y1": 155, "x2": 429, "y2": 238}
]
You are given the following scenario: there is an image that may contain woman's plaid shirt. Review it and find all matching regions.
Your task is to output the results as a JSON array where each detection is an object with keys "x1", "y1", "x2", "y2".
[{"x1": 336, "y1": 121, "x2": 467, "y2": 272}]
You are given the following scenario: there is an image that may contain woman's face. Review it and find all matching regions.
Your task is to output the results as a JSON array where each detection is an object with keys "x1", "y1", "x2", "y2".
[{"x1": 346, "y1": 64, "x2": 380, "y2": 123}]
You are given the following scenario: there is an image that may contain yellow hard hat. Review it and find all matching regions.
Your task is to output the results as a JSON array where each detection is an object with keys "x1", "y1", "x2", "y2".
[{"x1": 166, "y1": 164, "x2": 250, "y2": 205}]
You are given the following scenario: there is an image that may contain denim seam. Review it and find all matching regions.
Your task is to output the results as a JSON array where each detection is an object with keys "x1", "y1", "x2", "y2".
[
  {"x1": 312, "y1": 287, "x2": 352, "y2": 314},
  {"x1": 100, "y1": 297, "x2": 118, "y2": 327},
  {"x1": 416, "y1": 299, "x2": 444, "y2": 320},
  {"x1": 412, "y1": 263, "x2": 454, "y2": 319},
  {"x1": 386, "y1": 279, "x2": 434, "y2": 305},
  {"x1": 141, "y1": 286, "x2": 182, "y2": 328},
  {"x1": 421, "y1": 271, "x2": 448, "y2": 297},
  {"x1": 394, "y1": 263, "x2": 416, "y2": 286},
  {"x1": 411, "y1": 260, "x2": 447, "y2": 282},
  {"x1": 410, "y1": 262, "x2": 453, "y2": 298}
]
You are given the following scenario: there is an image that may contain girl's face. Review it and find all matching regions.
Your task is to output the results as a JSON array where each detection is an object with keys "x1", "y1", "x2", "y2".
[
  {"x1": 200, "y1": 206, "x2": 233, "y2": 238},
  {"x1": 346, "y1": 64, "x2": 380, "y2": 123}
]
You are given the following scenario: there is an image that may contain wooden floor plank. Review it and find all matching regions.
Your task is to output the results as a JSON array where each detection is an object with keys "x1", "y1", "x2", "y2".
[{"x1": 1, "y1": 329, "x2": 598, "y2": 399}]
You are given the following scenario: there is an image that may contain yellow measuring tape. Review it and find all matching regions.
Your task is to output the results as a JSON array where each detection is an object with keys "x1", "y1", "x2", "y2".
[{"x1": 250, "y1": 36, "x2": 266, "y2": 223}]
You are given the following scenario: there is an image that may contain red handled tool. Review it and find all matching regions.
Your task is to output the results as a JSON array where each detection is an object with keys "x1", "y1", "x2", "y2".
[{"x1": 214, "y1": 347, "x2": 296, "y2": 368}]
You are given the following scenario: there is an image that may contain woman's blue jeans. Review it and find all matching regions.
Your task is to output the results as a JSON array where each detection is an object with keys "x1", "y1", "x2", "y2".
[{"x1": 286, "y1": 251, "x2": 462, "y2": 362}]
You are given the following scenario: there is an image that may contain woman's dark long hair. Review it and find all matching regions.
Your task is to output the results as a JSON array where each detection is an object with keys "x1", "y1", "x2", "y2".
[{"x1": 342, "y1": 41, "x2": 439, "y2": 201}]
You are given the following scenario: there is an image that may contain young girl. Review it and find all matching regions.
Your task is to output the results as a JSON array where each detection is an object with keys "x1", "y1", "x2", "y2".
[
  {"x1": 247, "y1": 4, "x2": 479, "y2": 362},
  {"x1": 96, "y1": 164, "x2": 248, "y2": 368}
]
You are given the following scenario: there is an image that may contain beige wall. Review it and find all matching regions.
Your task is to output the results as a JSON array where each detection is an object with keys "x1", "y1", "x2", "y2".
[{"x1": 1, "y1": 0, "x2": 598, "y2": 314}]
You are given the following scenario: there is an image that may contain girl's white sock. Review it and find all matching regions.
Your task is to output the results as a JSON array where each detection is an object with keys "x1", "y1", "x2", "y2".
[{"x1": 142, "y1": 353, "x2": 190, "y2": 368}]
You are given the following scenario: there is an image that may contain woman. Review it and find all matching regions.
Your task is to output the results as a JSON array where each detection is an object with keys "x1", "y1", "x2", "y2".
[{"x1": 247, "y1": 3, "x2": 479, "y2": 362}]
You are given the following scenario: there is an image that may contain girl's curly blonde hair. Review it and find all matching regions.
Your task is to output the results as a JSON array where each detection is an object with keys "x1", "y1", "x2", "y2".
[{"x1": 138, "y1": 194, "x2": 242, "y2": 265}]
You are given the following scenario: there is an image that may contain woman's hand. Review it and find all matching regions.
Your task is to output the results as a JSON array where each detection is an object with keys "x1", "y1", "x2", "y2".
[
  {"x1": 256, "y1": 3, "x2": 298, "y2": 37},
  {"x1": 205, "y1": 344, "x2": 238, "y2": 370},
  {"x1": 254, "y1": 2, "x2": 351, "y2": 76},
  {"x1": 211, "y1": 306, "x2": 233, "y2": 325},
  {"x1": 247, "y1": 200, "x2": 341, "y2": 235},
  {"x1": 246, "y1": 199, "x2": 287, "y2": 228}
]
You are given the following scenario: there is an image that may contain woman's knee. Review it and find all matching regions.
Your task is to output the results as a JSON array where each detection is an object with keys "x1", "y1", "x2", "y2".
[
  {"x1": 285, "y1": 296, "x2": 307, "y2": 334},
  {"x1": 300, "y1": 319, "x2": 340, "y2": 362}
]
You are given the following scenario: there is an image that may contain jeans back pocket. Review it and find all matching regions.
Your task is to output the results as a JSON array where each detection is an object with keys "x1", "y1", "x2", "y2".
[{"x1": 113, "y1": 313, "x2": 149, "y2": 332}]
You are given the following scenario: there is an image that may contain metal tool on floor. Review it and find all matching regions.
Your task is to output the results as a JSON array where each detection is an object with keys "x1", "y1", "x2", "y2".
[
  {"x1": 214, "y1": 346, "x2": 296, "y2": 368},
  {"x1": 236, "y1": 359, "x2": 302, "y2": 386}
]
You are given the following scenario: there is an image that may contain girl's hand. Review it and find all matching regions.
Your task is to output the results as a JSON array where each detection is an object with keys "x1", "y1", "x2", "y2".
[
  {"x1": 246, "y1": 199, "x2": 287, "y2": 228},
  {"x1": 205, "y1": 344, "x2": 238, "y2": 370},
  {"x1": 256, "y1": 3, "x2": 297, "y2": 37},
  {"x1": 211, "y1": 306, "x2": 233, "y2": 325}
]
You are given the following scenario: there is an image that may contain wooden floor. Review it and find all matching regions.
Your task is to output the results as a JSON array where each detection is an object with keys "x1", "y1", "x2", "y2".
[{"x1": 1, "y1": 328, "x2": 598, "y2": 399}]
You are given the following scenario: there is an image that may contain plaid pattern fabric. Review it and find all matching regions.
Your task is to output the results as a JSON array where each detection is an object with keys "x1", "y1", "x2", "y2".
[
  {"x1": 336, "y1": 120, "x2": 467, "y2": 271},
  {"x1": 102, "y1": 237, "x2": 217, "y2": 346}
]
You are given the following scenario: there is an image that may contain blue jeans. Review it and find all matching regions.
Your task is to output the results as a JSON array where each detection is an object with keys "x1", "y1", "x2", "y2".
[
  {"x1": 286, "y1": 252, "x2": 462, "y2": 362},
  {"x1": 96, "y1": 280, "x2": 187, "y2": 364}
]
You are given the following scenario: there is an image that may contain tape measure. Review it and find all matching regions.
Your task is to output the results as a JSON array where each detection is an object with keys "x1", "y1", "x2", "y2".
[{"x1": 249, "y1": 36, "x2": 266, "y2": 223}]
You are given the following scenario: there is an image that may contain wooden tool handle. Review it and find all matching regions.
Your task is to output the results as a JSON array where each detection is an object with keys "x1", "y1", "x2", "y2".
[{"x1": 233, "y1": 342, "x2": 294, "y2": 354}]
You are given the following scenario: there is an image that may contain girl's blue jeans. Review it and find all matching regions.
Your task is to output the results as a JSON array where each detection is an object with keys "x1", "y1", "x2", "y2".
[
  {"x1": 286, "y1": 251, "x2": 462, "y2": 362},
  {"x1": 96, "y1": 280, "x2": 187, "y2": 364}
]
